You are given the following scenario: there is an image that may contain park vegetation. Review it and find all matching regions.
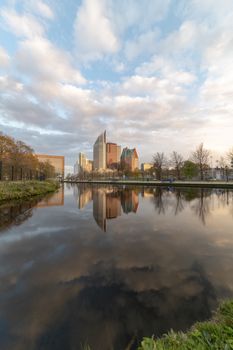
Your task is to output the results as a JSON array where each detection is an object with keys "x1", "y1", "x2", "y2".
[
  {"x1": 138, "y1": 299, "x2": 233, "y2": 350},
  {"x1": 0, "y1": 180, "x2": 60, "y2": 202},
  {"x1": 151, "y1": 143, "x2": 233, "y2": 181},
  {"x1": 0, "y1": 132, "x2": 55, "y2": 180}
]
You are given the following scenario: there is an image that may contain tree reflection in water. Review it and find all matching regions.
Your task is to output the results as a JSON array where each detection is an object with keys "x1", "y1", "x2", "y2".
[
  {"x1": 0, "y1": 188, "x2": 64, "y2": 232},
  {"x1": 73, "y1": 185, "x2": 233, "y2": 230}
]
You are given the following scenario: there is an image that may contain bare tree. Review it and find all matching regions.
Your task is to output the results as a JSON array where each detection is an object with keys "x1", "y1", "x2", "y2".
[
  {"x1": 227, "y1": 147, "x2": 233, "y2": 168},
  {"x1": 152, "y1": 152, "x2": 166, "y2": 180},
  {"x1": 192, "y1": 143, "x2": 210, "y2": 180},
  {"x1": 170, "y1": 151, "x2": 183, "y2": 180}
]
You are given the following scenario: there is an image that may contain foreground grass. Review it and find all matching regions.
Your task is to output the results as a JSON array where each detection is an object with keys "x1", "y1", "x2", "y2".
[
  {"x1": 138, "y1": 299, "x2": 233, "y2": 350},
  {"x1": 0, "y1": 180, "x2": 60, "y2": 202}
]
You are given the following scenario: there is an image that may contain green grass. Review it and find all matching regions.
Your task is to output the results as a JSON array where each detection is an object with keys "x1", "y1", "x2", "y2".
[
  {"x1": 0, "y1": 180, "x2": 60, "y2": 202},
  {"x1": 138, "y1": 299, "x2": 233, "y2": 350}
]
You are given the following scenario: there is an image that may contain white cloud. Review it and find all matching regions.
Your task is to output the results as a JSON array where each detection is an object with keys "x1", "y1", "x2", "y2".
[
  {"x1": 0, "y1": 75, "x2": 23, "y2": 92},
  {"x1": 32, "y1": 1, "x2": 54, "y2": 19},
  {"x1": 124, "y1": 30, "x2": 159, "y2": 61},
  {"x1": 161, "y1": 21, "x2": 198, "y2": 54},
  {"x1": 16, "y1": 37, "x2": 86, "y2": 85},
  {"x1": 111, "y1": 0, "x2": 171, "y2": 33},
  {"x1": 135, "y1": 55, "x2": 196, "y2": 86},
  {"x1": 0, "y1": 9, "x2": 45, "y2": 38},
  {"x1": 74, "y1": 0, "x2": 119, "y2": 61},
  {"x1": 0, "y1": 47, "x2": 10, "y2": 67}
]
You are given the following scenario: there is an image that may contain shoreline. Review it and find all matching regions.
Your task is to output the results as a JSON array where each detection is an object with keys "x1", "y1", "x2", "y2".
[
  {"x1": 0, "y1": 180, "x2": 60, "y2": 203},
  {"x1": 138, "y1": 299, "x2": 233, "y2": 350},
  {"x1": 64, "y1": 180, "x2": 233, "y2": 189}
]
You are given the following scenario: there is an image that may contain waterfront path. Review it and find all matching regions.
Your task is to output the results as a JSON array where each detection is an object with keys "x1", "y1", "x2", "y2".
[{"x1": 64, "y1": 180, "x2": 233, "y2": 189}]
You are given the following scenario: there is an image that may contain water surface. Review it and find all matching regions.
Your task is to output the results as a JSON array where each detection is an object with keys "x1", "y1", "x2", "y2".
[{"x1": 0, "y1": 184, "x2": 233, "y2": 350}]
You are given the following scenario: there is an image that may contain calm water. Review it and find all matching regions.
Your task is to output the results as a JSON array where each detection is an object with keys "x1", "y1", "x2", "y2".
[{"x1": 0, "y1": 184, "x2": 233, "y2": 350}]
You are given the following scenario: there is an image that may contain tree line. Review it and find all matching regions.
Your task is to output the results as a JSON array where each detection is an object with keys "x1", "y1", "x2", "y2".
[
  {"x1": 152, "y1": 143, "x2": 233, "y2": 180},
  {"x1": 0, "y1": 132, "x2": 55, "y2": 181},
  {"x1": 68, "y1": 143, "x2": 233, "y2": 181}
]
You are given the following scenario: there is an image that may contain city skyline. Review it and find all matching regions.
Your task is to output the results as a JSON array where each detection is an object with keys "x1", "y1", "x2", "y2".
[
  {"x1": 0, "y1": 0, "x2": 233, "y2": 170},
  {"x1": 75, "y1": 130, "x2": 139, "y2": 173}
]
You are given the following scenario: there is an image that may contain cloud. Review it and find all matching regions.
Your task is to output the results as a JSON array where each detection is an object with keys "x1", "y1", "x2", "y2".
[
  {"x1": 0, "y1": 75, "x2": 23, "y2": 92},
  {"x1": 111, "y1": 0, "x2": 171, "y2": 33},
  {"x1": 32, "y1": 0, "x2": 54, "y2": 19},
  {"x1": 74, "y1": 0, "x2": 171, "y2": 62},
  {"x1": 0, "y1": 8, "x2": 45, "y2": 38},
  {"x1": 16, "y1": 37, "x2": 86, "y2": 85},
  {"x1": 124, "y1": 29, "x2": 160, "y2": 61},
  {"x1": 0, "y1": 47, "x2": 10, "y2": 67},
  {"x1": 74, "y1": 0, "x2": 119, "y2": 61}
]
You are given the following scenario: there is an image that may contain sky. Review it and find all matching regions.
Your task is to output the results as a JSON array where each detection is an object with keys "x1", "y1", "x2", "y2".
[{"x1": 0, "y1": 0, "x2": 233, "y2": 169}]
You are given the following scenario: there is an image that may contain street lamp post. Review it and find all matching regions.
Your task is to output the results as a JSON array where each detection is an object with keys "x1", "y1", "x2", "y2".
[{"x1": 225, "y1": 166, "x2": 229, "y2": 182}]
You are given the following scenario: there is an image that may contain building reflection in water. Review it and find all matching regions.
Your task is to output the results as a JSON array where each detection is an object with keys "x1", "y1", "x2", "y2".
[
  {"x1": 36, "y1": 187, "x2": 65, "y2": 208},
  {"x1": 75, "y1": 184, "x2": 93, "y2": 209},
  {"x1": 76, "y1": 185, "x2": 139, "y2": 231}
]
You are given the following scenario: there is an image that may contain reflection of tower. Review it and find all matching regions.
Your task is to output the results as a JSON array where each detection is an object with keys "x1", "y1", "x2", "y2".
[
  {"x1": 93, "y1": 187, "x2": 107, "y2": 231},
  {"x1": 79, "y1": 186, "x2": 92, "y2": 209},
  {"x1": 106, "y1": 192, "x2": 121, "y2": 219},
  {"x1": 121, "y1": 189, "x2": 139, "y2": 214},
  {"x1": 92, "y1": 187, "x2": 122, "y2": 231},
  {"x1": 74, "y1": 184, "x2": 92, "y2": 209}
]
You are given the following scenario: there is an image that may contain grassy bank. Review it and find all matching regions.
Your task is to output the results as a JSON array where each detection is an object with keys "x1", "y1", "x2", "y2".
[
  {"x1": 138, "y1": 299, "x2": 233, "y2": 350},
  {"x1": 0, "y1": 180, "x2": 60, "y2": 202}
]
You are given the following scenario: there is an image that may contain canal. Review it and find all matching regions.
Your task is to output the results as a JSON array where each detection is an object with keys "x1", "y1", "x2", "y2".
[{"x1": 0, "y1": 184, "x2": 233, "y2": 350}]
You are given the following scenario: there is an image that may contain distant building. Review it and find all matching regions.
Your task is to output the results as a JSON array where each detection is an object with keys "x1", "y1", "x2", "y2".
[
  {"x1": 74, "y1": 160, "x2": 79, "y2": 175},
  {"x1": 117, "y1": 146, "x2": 121, "y2": 163},
  {"x1": 141, "y1": 163, "x2": 153, "y2": 172},
  {"x1": 74, "y1": 153, "x2": 93, "y2": 175},
  {"x1": 106, "y1": 143, "x2": 121, "y2": 169},
  {"x1": 35, "y1": 154, "x2": 64, "y2": 177},
  {"x1": 79, "y1": 152, "x2": 87, "y2": 172},
  {"x1": 86, "y1": 160, "x2": 93, "y2": 172},
  {"x1": 93, "y1": 131, "x2": 106, "y2": 171},
  {"x1": 121, "y1": 147, "x2": 139, "y2": 171}
]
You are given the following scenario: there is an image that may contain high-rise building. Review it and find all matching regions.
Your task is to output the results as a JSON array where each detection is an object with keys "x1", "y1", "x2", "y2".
[
  {"x1": 117, "y1": 146, "x2": 121, "y2": 163},
  {"x1": 35, "y1": 154, "x2": 65, "y2": 177},
  {"x1": 93, "y1": 131, "x2": 106, "y2": 171},
  {"x1": 79, "y1": 152, "x2": 87, "y2": 172},
  {"x1": 121, "y1": 147, "x2": 139, "y2": 171},
  {"x1": 74, "y1": 153, "x2": 93, "y2": 174},
  {"x1": 106, "y1": 143, "x2": 121, "y2": 169}
]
